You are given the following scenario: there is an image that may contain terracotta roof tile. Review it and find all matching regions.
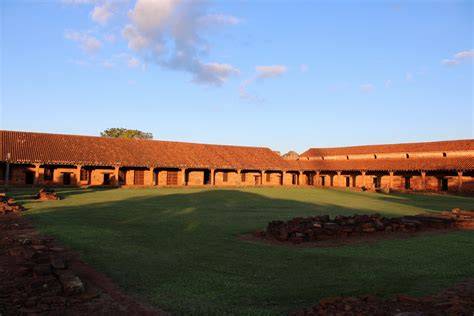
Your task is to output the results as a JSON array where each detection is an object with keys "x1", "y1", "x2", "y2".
[
  {"x1": 300, "y1": 140, "x2": 474, "y2": 157},
  {"x1": 0, "y1": 130, "x2": 289, "y2": 170},
  {"x1": 1, "y1": 131, "x2": 472, "y2": 172}
]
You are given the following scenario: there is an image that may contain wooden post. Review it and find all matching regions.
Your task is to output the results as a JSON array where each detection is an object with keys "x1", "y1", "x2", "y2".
[
  {"x1": 34, "y1": 163, "x2": 41, "y2": 185},
  {"x1": 389, "y1": 171, "x2": 394, "y2": 189},
  {"x1": 337, "y1": 171, "x2": 342, "y2": 187},
  {"x1": 421, "y1": 171, "x2": 426, "y2": 190},
  {"x1": 316, "y1": 171, "x2": 320, "y2": 186},
  {"x1": 361, "y1": 171, "x2": 366, "y2": 187},
  {"x1": 237, "y1": 169, "x2": 241, "y2": 185},
  {"x1": 75, "y1": 164, "x2": 82, "y2": 186},
  {"x1": 299, "y1": 171, "x2": 303, "y2": 185},
  {"x1": 261, "y1": 170, "x2": 265, "y2": 185},
  {"x1": 114, "y1": 166, "x2": 120, "y2": 186},
  {"x1": 149, "y1": 167, "x2": 155, "y2": 186},
  {"x1": 210, "y1": 169, "x2": 215, "y2": 186},
  {"x1": 182, "y1": 168, "x2": 186, "y2": 186},
  {"x1": 457, "y1": 171, "x2": 463, "y2": 191}
]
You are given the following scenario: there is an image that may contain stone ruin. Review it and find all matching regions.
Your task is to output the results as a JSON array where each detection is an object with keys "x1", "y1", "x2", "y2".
[
  {"x1": 0, "y1": 194, "x2": 25, "y2": 214},
  {"x1": 0, "y1": 215, "x2": 86, "y2": 314},
  {"x1": 256, "y1": 208, "x2": 474, "y2": 244},
  {"x1": 290, "y1": 278, "x2": 474, "y2": 315},
  {"x1": 34, "y1": 188, "x2": 61, "y2": 201}
]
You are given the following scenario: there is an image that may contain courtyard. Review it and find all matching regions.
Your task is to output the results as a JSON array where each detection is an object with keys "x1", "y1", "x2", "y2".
[{"x1": 7, "y1": 187, "x2": 474, "y2": 315}]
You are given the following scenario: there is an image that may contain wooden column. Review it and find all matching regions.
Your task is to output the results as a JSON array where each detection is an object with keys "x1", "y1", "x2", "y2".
[
  {"x1": 75, "y1": 164, "x2": 82, "y2": 186},
  {"x1": 261, "y1": 170, "x2": 265, "y2": 185},
  {"x1": 421, "y1": 171, "x2": 426, "y2": 190},
  {"x1": 361, "y1": 171, "x2": 366, "y2": 187},
  {"x1": 34, "y1": 163, "x2": 41, "y2": 185},
  {"x1": 457, "y1": 171, "x2": 463, "y2": 191},
  {"x1": 337, "y1": 171, "x2": 342, "y2": 187},
  {"x1": 316, "y1": 171, "x2": 320, "y2": 186},
  {"x1": 114, "y1": 166, "x2": 120, "y2": 186},
  {"x1": 181, "y1": 168, "x2": 186, "y2": 186},
  {"x1": 210, "y1": 169, "x2": 215, "y2": 186},
  {"x1": 389, "y1": 171, "x2": 394, "y2": 189},
  {"x1": 298, "y1": 171, "x2": 303, "y2": 185},
  {"x1": 149, "y1": 167, "x2": 155, "y2": 186},
  {"x1": 237, "y1": 169, "x2": 242, "y2": 185}
]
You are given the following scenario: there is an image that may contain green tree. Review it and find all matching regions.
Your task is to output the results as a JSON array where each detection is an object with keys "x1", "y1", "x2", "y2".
[{"x1": 100, "y1": 128, "x2": 153, "y2": 140}]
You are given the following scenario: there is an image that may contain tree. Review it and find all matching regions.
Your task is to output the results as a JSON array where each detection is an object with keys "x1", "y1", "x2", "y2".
[{"x1": 100, "y1": 128, "x2": 153, "y2": 140}]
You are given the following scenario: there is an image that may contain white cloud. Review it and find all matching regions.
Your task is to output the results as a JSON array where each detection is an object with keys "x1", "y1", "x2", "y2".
[
  {"x1": 240, "y1": 64, "x2": 288, "y2": 102},
  {"x1": 127, "y1": 56, "x2": 141, "y2": 68},
  {"x1": 256, "y1": 65, "x2": 287, "y2": 79},
  {"x1": 239, "y1": 79, "x2": 263, "y2": 103},
  {"x1": 122, "y1": 24, "x2": 153, "y2": 52},
  {"x1": 90, "y1": 1, "x2": 116, "y2": 25},
  {"x1": 193, "y1": 63, "x2": 240, "y2": 85},
  {"x1": 198, "y1": 14, "x2": 241, "y2": 26},
  {"x1": 98, "y1": 53, "x2": 145, "y2": 69},
  {"x1": 442, "y1": 49, "x2": 474, "y2": 66},
  {"x1": 360, "y1": 83, "x2": 374, "y2": 93},
  {"x1": 65, "y1": 30, "x2": 102, "y2": 54},
  {"x1": 121, "y1": 0, "x2": 240, "y2": 86}
]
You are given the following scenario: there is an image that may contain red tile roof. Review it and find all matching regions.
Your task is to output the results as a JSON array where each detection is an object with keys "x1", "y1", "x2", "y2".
[
  {"x1": 1, "y1": 131, "x2": 472, "y2": 172},
  {"x1": 0, "y1": 130, "x2": 288, "y2": 170},
  {"x1": 300, "y1": 140, "x2": 474, "y2": 157}
]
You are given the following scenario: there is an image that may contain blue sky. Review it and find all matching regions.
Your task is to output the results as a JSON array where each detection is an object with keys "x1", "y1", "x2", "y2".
[{"x1": 1, "y1": 0, "x2": 472, "y2": 153}]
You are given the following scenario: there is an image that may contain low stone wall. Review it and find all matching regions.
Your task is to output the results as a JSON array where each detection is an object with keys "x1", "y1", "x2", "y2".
[
  {"x1": 290, "y1": 278, "x2": 474, "y2": 315},
  {"x1": 257, "y1": 209, "x2": 474, "y2": 244}
]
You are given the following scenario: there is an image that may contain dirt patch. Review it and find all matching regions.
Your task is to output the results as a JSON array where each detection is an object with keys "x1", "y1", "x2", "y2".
[
  {"x1": 290, "y1": 278, "x2": 474, "y2": 315},
  {"x1": 0, "y1": 212, "x2": 168, "y2": 315},
  {"x1": 248, "y1": 209, "x2": 474, "y2": 246}
]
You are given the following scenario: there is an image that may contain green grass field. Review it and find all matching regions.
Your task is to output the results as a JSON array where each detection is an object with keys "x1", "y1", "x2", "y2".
[{"x1": 9, "y1": 187, "x2": 474, "y2": 315}]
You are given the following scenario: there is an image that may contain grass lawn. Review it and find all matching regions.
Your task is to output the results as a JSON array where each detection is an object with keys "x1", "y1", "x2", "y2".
[{"x1": 9, "y1": 187, "x2": 474, "y2": 315}]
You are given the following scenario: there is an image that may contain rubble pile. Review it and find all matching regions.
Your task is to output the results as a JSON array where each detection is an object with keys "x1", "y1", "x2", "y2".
[
  {"x1": 34, "y1": 188, "x2": 61, "y2": 200},
  {"x1": 0, "y1": 213, "x2": 166, "y2": 315},
  {"x1": 291, "y1": 279, "x2": 474, "y2": 315},
  {"x1": 259, "y1": 209, "x2": 474, "y2": 244},
  {"x1": 0, "y1": 194, "x2": 25, "y2": 214}
]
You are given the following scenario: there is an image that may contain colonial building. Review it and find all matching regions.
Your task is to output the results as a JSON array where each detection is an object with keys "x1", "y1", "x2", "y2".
[{"x1": 1, "y1": 130, "x2": 473, "y2": 193}]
